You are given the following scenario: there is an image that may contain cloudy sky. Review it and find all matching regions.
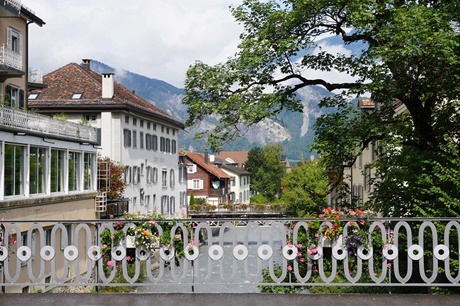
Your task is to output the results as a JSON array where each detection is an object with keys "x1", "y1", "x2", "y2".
[{"x1": 23, "y1": 0, "x2": 244, "y2": 88}]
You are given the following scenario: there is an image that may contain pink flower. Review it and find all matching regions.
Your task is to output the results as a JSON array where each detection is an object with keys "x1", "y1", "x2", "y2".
[
  {"x1": 300, "y1": 257, "x2": 305, "y2": 263},
  {"x1": 287, "y1": 265, "x2": 292, "y2": 271},
  {"x1": 297, "y1": 252, "x2": 302, "y2": 257},
  {"x1": 109, "y1": 215, "x2": 114, "y2": 219},
  {"x1": 102, "y1": 244, "x2": 107, "y2": 249},
  {"x1": 126, "y1": 256, "x2": 131, "y2": 261},
  {"x1": 175, "y1": 234, "x2": 181, "y2": 239},
  {"x1": 110, "y1": 235, "x2": 115, "y2": 239},
  {"x1": 315, "y1": 233, "x2": 320, "y2": 238},
  {"x1": 106, "y1": 261, "x2": 114, "y2": 267},
  {"x1": 296, "y1": 244, "x2": 303, "y2": 248}
]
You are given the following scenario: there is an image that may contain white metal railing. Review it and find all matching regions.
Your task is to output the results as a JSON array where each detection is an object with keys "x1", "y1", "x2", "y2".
[
  {"x1": 1, "y1": 218, "x2": 460, "y2": 290},
  {"x1": 0, "y1": 44, "x2": 23, "y2": 71},
  {"x1": 4, "y1": 0, "x2": 21, "y2": 11},
  {"x1": 0, "y1": 105, "x2": 97, "y2": 143},
  {"x1": 28, "y1": 68, "x2": 43, "y2": 83}
]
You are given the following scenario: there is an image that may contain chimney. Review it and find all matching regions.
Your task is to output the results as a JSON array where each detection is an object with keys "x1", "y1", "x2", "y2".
[
  {"x1": 82, "y1": 59, "x2": 91, "y2": 70},
  {"x1": 204, "y1": 148, "x2": 209, "y2": 164},
  {"x1": 102, "y1": 73, "x2": 114, "y2": 99}
]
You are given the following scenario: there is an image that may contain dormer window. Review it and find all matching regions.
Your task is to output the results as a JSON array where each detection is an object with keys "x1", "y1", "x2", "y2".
[
  {"x1": 28, "y1": 93, "x2": 39, "y2": 100},
  {"x1": 71, "y1": 93, "x2": 83, "y2": 99}
]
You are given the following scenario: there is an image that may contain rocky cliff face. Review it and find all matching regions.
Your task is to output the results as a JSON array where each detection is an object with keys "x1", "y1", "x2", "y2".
[{"x1": 90, "y1": 60, "x2": 330, "y2": 160}]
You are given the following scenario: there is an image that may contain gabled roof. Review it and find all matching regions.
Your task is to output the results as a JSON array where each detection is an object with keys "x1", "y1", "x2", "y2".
[
  {"x1": 29, "y1": 62, "x2": 184, "y2": 129},
  {"x1": 215, "y1": 151, "x2": 248, "y2": 168},
  {"x1": 183, "y1": 151, "x2": 231, "y2": 179},
  {"x1": 220, "y1": 164, "x2": 250, "y2": 176}
]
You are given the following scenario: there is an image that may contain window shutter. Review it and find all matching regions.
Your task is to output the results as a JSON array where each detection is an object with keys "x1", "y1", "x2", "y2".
[
  {"x1": 7, "y1": 28, "x2": 12, "y2": 50},
  {"x1": 187, "y1": 180, "x2": 193, "y2": 189},
  {"x1": 19, "y1": 89, "x2": 24, "y2": 108},
  {"x1": 199, "y1": 180, "x2": 203, "y2": 189},
  {"x1": 18, "y1": 32, "x2": 23, "y2": 55}
]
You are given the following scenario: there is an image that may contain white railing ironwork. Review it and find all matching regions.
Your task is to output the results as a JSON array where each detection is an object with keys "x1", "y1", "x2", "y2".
[
  {"x1": 0, "y1": 105, "x2": 97, "y2": 143},
  {"x1": 28, "y1": 68, "x2": 43, "y2": 83},
  {"x1": 0, "y1": 44, "x2": 23, "y2": 71},
  {"x1": 4, "y1": 0, "x2": 21, "y2": 11},
  {"x1": 1, "y1": 218, "x2": 460, "y2": 291}
]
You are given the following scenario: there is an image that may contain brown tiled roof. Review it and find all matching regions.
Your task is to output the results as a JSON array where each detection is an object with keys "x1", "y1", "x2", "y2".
[
  {"x1": 30, "y1": 62, "x2": 184, "y2": 128},
  {"x1": 184, "y1": 151, "x2": 231, "y2": 179},
  {"x1": 215, "y1": 151, "x2": 249, "y2": 167}
]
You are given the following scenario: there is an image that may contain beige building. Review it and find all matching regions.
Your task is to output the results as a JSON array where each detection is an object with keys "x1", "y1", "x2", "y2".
[{"x1": 0, "y1": 1, "x2": 98, "y2": 293}]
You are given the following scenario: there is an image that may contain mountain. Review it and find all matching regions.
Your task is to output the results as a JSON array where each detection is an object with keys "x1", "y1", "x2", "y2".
[
  {"x1": 90, "y1": 59, "x2": 330, "y2": 160},
  {"x1": 89, "y1": 32, "x2": 362, "y2": 160}
]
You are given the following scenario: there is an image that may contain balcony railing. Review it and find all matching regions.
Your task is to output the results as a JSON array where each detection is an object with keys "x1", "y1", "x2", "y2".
[
  {"x1": 28, "y1": 68, "x2": 43, "y2": 83},
  {"x1": 1, "y1": 218, "x2": 460, "y2": 291},
  {"x1": 0, "y1": 44, "x2": 23, "y2": 71},
  {"x1": 0, "y1": 105, "x2": 97, "y2": 143}
]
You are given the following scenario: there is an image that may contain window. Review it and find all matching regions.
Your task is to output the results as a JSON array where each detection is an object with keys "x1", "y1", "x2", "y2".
[
  {"x1": 146, "y1": 166, "x2": 152, "y2": 183},
  {"x1": 133, "y1": 131, "x2": 137, "y2": 149},
  {"x1": 162, "y1": 169, "x2": 168, "y2": 188},
  {"x1": 7, "y1": 27, "x2": 22, "y2": 54},
  {"x1": 28, "y1": 92, "x2": 39, "y2": 100},
  {"x1": 170, "y1": 196, "x2": 175, "y2": 214},
  {"x1": 71, "y1": 93, "x2": 83, "y2": 99},
  {"x1": 139, "y1": 132, "x2": 144, "y2": 149},
  {"x1": 29, "y1": 146, "x2": 46, "y2": 195},
  {"x1": 166, "y1": 138, "x2": 171, "y2": 153},
  {"x1": 161, "y1": 195, "x2": 169, "y2": 214},
  {"x1": 170, "y1": 169, "x2": 175, "y2": 188},
  {"x1": 133, "y1": 166, "x2": 140, "y2": 185},
  {"x1": 173, "y1": 130, "x2": 176, "y2": 136},
  {"x1": 172, "y1": 140, "x2": 177, "y2": 154},
  {"x1": 153, "y1": 124, "x2": 157, "y2": 131},
  {"x1": 161, "y1": 126, "x2": 164, "y2": 133},
  {"x1": 188, "y1": 179, "x2": 203, "y2": 190},
  {"x1": 5, "y1": 85, "x2": 23, "y2": 108},
  {"x1": 179, "y1": 165, "x2": 187, "y2": 183},
  {"x1": 160, "y1": 137, "x2": 165, "y2": 152},
  {"x1": 167, "y1": 128, "x2": 170, "y2": 134},
  {"x1": 147, "y1": 122, "x2": 151, "y2": 129},
  {"x1": 145, "y1": 133, "x2": 151, "y2": 150},
  {"x1": 51, "y1": 149, "x2": 65, "y2": 193},
  {"x1": 124, "y1": 166, "x2": 132, "y2": 184},
  {"x1": 187, "y1": 164, "x2": 197, "y2": 174},
  {"x1": 68, "y1": 151, "x2": 80, "y2": 191},
  {"x1": 152, "y1": 135, "x2": 158, "y2": 151},
  {"x1": 84, "y1": 153, "x2": 94, "y2": 190},
  {"x1": 125, "y1": 115, "x2": 129, "y2": 124},
  {"x1": 4, "y1": 144, "x2": 24, "y2": 196},
  {"x1": 123, "y1": 129, "x2": 131, "y2": 147},
  {"x1": 45, "y1": 228, "x2": 52, "y2": 246},
  {"x1": 140, "y1": 120, "x2": 144, "y2": 128},
  {"x1": 133, "y1": 118, "x2": 137, "y2": 126},
  {"x1": 152, "y1": 167, "x2": 158, "y2": 183}
]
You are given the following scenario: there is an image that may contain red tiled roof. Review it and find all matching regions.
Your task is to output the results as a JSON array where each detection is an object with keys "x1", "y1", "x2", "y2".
[
  {"x1": 184, "y1": 151, "x2": 231, "y2": 179},
  {"x1": 30, "y1": 62, "x2": 184, "y2": 128},
  {"x1": 215, "y1": 151, "x2": 248, "y2": 167}
]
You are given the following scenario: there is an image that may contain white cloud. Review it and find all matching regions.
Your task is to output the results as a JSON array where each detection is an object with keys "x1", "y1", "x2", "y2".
[{"x1": 24, "y1": 0, "x2": 243, "y2": 88}]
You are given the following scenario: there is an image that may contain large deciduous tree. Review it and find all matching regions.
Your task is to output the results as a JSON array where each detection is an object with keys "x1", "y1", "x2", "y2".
[
  {"x1": 281, "y1": 159, "x2": 329, "y2": 217},
  {"x1": 246, "y1": 144, "x2": 285, "y2": 201},
  {"x1": 183, "y1": 0, "x2": 460, "y2": 216}
]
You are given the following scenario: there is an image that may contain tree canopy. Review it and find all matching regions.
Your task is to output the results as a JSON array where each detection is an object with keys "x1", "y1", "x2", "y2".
[
  {"x1": 183, "y1": 0, "x2": 460, "y2": 216},
  {"x1": 246, "y1": 144, "x2": 285, "y2": 200},
  {"x1": 281, "y1": 159, "x2": 329, "y2": 217}
]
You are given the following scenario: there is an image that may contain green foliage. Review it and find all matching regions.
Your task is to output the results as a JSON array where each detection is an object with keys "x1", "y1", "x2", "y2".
[
  {"x1": 98, "y1": 156, "x2": 127, "y2": 200},
  {"x1": 2, "y1": 93, "x2": 11, "y2": 106},
  {"x1": 183, "y1": 0, "x2": 460, "y2": 217},
  {"x1": 246, "y1": 144, "x2": 285, "y2": 201},
  {"x1": 281, "y1": 159, "x2": 328, "y2": 217},
  {"x1": 52, "y1": 112, "x2": 68, "y2": 121},
  {"x1": 189, "y1": 192, "x2": 196, "y2": 205},
  {"x1": 250, "y1": 194, "x2": 268, "y2": 204}
]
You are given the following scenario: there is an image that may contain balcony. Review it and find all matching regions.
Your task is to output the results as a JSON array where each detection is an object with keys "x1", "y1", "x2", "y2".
[
  {"x1": 1, "y1": 0, "x2": 21, "y2": 16},
  {"x1": 0, "y1": 105, "x2": 98, "y2": 143},
  {"x1": 0, "y1": 44, "x2": 23, "y2": 75}
]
